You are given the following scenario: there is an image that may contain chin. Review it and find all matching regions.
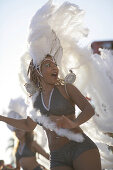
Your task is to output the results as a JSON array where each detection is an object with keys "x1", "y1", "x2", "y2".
[
  {"x1": 48, "y1": 78, "x2": 58, "y2": 85},
  {"x1": 49, "y1": 82, "x2": 56, "y2": 85},
  {"x1": 48, "y1": 80, "x2": 57, "y2": 85}
]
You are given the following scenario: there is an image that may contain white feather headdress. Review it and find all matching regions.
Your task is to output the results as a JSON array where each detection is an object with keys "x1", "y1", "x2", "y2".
[
  {"x1": 19, "y1": 0, "x2": 87, "y2": 95},
  {"x1": 28, "y1": 1, "x2": 63, "y2": 67},
  {"x1": 28, "y1": 0, "x2": 88, "y2": 67}
]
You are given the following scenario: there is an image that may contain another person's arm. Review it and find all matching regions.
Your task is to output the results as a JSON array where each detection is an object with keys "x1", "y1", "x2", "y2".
[
  {"x1": 32, "y1": 141, "x2": 49, "y2": 160},
  {"x1": 0, "y1": 115, "x2": 37, "y2": 131}
]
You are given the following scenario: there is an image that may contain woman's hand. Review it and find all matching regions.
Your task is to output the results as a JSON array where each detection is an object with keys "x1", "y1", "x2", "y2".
[{"x1": 56, "y1": 115, "x2": 78, "y2": 129}]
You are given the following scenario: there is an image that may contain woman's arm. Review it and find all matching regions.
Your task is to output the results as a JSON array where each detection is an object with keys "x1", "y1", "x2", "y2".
[
  {"x1": 15, "y1": 159, "x2": 20, "y2": 170},
  {"x1": 66, "y1": 83, "x2": 95, "y2": 126},
  {"x1": 56, "y1": 83, "x2": 95, "y2": 129},
  {"x1": 32, "y1": 141, "x2": 49, "y2": 160},
  {"x1": 0, "y1": 115, "x2": 37, "y2": 131}
]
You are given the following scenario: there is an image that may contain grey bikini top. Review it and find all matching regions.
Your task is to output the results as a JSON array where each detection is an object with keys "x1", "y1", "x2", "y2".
[
  {"x1": 33, "y1": 86, "x2": 75, "y2": 116},
  {"x1": 16, "y1": 143, "x2": 36, "y2": 161}
]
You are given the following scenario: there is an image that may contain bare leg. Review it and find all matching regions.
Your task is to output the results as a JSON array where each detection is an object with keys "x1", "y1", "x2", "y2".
[
  {"x1": 51, "y1": 166, "x2": 73, "y2": 170},
  {"x1": 73, "y1": 148, "x2": 102, "y2": 170}
]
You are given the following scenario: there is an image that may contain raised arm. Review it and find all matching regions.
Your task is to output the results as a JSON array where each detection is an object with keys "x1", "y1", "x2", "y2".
[
  {"x1": 0, "y1": 115, "x2": 37, "y2": 131},
  {"x1": 32, "y1": 141, "x2": 49, "y2": 160}
]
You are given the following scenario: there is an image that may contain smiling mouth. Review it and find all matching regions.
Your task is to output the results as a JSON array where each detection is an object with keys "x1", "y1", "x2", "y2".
[{"x1": 51, "y1": 73, "x2": 58, "y2": 77}]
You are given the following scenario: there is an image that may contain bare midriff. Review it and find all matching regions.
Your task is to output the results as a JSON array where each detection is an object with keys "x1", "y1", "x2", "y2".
[
  {"x1": 19, "y1": 157, "x2": 39, "y2": 170},
  {"x1": 44, "y1": 114, "x2": 83, "y2": 151}
]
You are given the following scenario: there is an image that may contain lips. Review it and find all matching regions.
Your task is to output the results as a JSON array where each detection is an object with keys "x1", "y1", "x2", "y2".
[{"x1": 51, "y1": 73, "x2": 58, "y2": 77}]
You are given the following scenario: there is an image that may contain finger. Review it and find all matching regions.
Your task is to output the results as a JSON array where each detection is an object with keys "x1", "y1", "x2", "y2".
[{"x1": 56, "y1": 121, "x2": 63, "y2": 128}]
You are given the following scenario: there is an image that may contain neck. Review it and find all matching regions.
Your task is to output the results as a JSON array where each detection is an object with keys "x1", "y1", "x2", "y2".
[{"x1": 41, "y1": 81, "x2": 54, "y2": 95}]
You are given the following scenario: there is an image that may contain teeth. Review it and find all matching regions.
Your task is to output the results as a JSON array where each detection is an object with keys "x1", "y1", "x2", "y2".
[{"x1": 52, "y1": 73, "x2": 57, "y2": 76}]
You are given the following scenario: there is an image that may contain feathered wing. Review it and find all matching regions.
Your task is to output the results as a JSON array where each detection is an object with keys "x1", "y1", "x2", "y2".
[
  {"x1": 79, "y1": 49, "x2": 113, "y2": 169},
  {"x1": 18, "y1": 52, "x2": 31, "y2": 95}
]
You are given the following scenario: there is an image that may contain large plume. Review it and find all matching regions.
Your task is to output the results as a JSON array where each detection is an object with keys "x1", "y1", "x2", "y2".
[{"x1": 19, "y1": 1, "x2": 113, "y2": 168}]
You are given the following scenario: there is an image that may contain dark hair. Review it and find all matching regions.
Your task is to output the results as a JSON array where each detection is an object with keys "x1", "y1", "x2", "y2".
[
  {"x1": 27, "y1": 59, "x2": 41, "y2": 85},
  {"x1": 27, "y1": 54, "x2": 64, "y2": 95},
  {"x1": 27, "y1": 54, "x2": 53, "y2": 85}
]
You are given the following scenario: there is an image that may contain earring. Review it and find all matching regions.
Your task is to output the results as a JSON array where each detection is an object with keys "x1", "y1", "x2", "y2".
[
  {"x1": 64, "y1": 70, "x2": 76, "y2": 84},
  {"x1": 24, "y1": 82, "x2": 38, "y2": 96}
]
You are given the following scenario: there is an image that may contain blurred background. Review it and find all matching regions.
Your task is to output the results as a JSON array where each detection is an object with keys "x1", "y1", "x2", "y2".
[{"x1": 0, "y1": 0, "x2": 113, "y2": 168}]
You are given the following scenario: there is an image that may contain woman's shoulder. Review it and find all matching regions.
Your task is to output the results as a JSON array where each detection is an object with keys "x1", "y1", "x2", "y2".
[
  {"x1": 56, "y1": 84, "x2": 77, "y2": 102},
  {"x1": 65, "y1": 83, "x2": 80, "y2": 94},
  {"x1": 58, "y1": 83, "x2": 77, "y2": 95},
  {"x1": 56, "y1": 83, "x2": 75, "y2": 90},
  {"x1": 58, "y1": 83, "x2": 81, "y2": 102}
]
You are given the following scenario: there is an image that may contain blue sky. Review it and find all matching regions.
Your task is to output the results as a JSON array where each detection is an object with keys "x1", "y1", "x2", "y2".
[{"x1": 0, "y1": 0, "x2": 113, "y2": 164}]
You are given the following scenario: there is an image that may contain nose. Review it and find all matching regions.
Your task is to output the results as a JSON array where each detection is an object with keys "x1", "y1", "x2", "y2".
[
  {"x1": 52, "y1": 63, "x2": 58, "y2": 69},
  {"x1": 52, "y1": 65, "x2": 58, "y2": 72}
]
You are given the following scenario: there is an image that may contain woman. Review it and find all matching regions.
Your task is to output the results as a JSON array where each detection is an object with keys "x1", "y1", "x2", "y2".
[
  {"x1": 0, "y1": 55, "x2": 101, "y2": 170},
  {"x1": 4, "y1": 97, "x2": 49, "y2": 170},
  {"x1": 0, "y1": 1, "x2": 102, "y2": 170},
  {"x1": 14, "y1": 129, "x2": 49, "y2": 170}
]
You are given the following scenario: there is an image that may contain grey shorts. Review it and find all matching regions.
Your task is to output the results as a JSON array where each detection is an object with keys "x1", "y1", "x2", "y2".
[
  {"x1": 33, "y1": 165, "x2": 43, "y2": 170},
  {"x1": 50, "y1": 133, "x2": 97, "y2": 168}
]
